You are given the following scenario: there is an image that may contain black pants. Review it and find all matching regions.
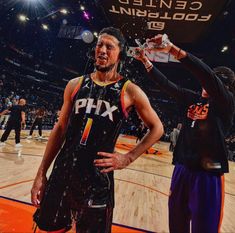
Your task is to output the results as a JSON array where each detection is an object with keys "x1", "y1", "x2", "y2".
[
  {"x1": 30, "y1": 118, "x2": 42, "y2": 136},
  {"x1": 1, "y1": 120, "x2": 21, "y2": 143}
]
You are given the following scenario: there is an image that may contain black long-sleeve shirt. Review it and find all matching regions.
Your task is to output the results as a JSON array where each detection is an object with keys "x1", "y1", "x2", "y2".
[
  {"x1": 148, "y1": 53, "x2": 234, "y2": 173},
  {"x1": 8, "y1": 105, "x2": 25, "y2": 125}
]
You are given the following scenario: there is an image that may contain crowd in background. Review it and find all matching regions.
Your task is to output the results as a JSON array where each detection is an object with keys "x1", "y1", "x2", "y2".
[
  {"x1": 1, "y1": 69, "x2": 235, "y2": 161},
  {"x1": 0, "y1": 73, "x2": 60, "y2": 130}
]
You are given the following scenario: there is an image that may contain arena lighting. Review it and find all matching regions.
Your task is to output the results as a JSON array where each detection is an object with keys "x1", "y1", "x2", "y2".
[
  {"x1": 18, "y1": 14, "x2": 29, "y2": 22},
  {"x1": 40, "y1": 8, "x2": 68, "y2": 20},
  {"x1": 81, "y1": 30, "x2": 94, "y2": 43},
  {"x1": 13, "y1": 0, "x2": 52, "y2": 20},
  {"x1": 22, "y1": 0, "x2": 50, "y2": 10},
  {"x1": 42, "y1": 24, "x2": 49, "y2": 30},
  {"x1": 24, "y1": 0, "x2": 40, "y2": 2},
  {"x1": 83, "y1": 11, "x2": 90, "y2": 20},
  {"x1": 24, "y1": 0, "x2": 40, "y2": 3},
  {"x1": 221, "y1": 45, "x2": 228, "y2": 53},
  {"x1": 80, "y1": 5, "x2": 85, "y2": 10},
  {"x1": 21, "y1": 0, "x2": 41, "y2": 4},
  {"x1": 60, "y1": 8, "x2": 68, "y2": 15}
]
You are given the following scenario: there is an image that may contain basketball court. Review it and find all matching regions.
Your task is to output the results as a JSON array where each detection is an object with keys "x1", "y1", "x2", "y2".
[{"x1": 0, "y1": 131, "x2": 235, "y2": 232}]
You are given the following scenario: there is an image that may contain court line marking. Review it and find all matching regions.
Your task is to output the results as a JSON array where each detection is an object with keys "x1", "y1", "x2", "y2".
[
  {"x1": 115, "y1": 178, "x2": 169, "y2": 197},
  {"x1": 0, "y1": 179, "x2": 34, "y2": 190},
  {"x1": 0, "y1": 151, "x2": 43, "y2": 157},
  {"x1": 1, "y1": 152, "x2": 235, "y2": 197},
  {"x1": 126, "y1": 167, "x2": 171, "y2": 179},
  {"x1": 0, "y1": 177, "x2": 169, "y2": 196}
]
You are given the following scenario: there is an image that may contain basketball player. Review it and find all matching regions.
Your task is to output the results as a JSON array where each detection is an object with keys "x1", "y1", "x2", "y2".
[
  {"x1": 133, "y1": 34, "x2": 235, "y2": 233},
  {"x1": 0, "y1": 98, "x2": 26, "y2": 147},
  {"x1": 27, "y1": 107, "x2": 45, "y2": 139},
  {"x1": 31, "y1": 27, "x2": 163, "y2": 233}
]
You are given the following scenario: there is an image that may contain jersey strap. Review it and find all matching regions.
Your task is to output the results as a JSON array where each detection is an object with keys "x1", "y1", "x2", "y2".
[
  {"x1": 120, "y1": 80, "x2": 131, "y2": 118},
  {"x1": 71, "y1": 76, "x2": 85, "y2": 101}
]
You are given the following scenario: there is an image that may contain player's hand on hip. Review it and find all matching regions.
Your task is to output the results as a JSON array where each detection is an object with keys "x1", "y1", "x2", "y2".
[
  {"x1": 31, "y1": 175, "x2": 47, "y2": 208},
  {"x1": 94, "y1": 151, "x2": 131, "y2": 173}
]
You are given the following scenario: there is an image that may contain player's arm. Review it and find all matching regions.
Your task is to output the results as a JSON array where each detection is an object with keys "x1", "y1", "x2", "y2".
[
  {"x1": 124, "y1": 83, "x2": 164, "y2": 161},
  {"x1": 21, "y1": 111, "x2": 26, "y2": 124},
  {"x1": 94, "y1": 82, "x2": 164, "y2": 173},
  {"x1": 0, "y1": 109, "x2": 10, "y2": 115},
  {"x1": 31, "y1": 78, "x2": 76, "y2": 207},
  {"x1": 21, "y1": 111, "x2": 26, "y2": 129},
  {"x1": 133, "y1": 47, "x2": 197, "y2": 104},
  {"x1": 145, "y1": 34, "x2": 233, "y2": 111}
]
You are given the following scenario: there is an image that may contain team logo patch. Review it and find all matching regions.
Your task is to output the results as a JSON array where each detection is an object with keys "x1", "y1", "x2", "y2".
[
  {"x1": 187, "y1": 103, "x2": 209, "y2": 121},
  {"x1": 75, "y1": 98, "x2": 118, "y2": 122}
]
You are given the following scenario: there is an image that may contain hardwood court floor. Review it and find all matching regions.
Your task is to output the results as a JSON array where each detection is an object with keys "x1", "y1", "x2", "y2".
[{"x1": 0, "y1": 130, "x2": 235, "y2": 233}]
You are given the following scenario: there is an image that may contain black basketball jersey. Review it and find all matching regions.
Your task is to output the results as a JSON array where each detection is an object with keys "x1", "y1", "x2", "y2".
[
  {"x1": 64, "y1": 74, "x2": 130, "y2": 153},
  {"x1": 47, "y1": 74, "x2": 130, "y2": 211},
  {"x1": 33, "y1": 75, "x2": 132, "y2": 230}
]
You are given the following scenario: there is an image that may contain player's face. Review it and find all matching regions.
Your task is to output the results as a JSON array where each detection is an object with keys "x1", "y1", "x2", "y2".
[
  {"x1": 19, "y1": 99, "x2": 26, "y2": 105},
  {"x1": 95, "y1": 34, "x2": 121, "y2": 71}
]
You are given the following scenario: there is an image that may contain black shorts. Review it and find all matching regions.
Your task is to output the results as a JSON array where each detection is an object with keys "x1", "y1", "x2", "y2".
[
  {"x1": 34, "y1": 205, "x2": 113, "y2": 233},
  {"x1": 34, "y1": 149, "x2": 114, "y2": 233},
  {"x1": 73, "y1": 206, "x2": 113, "y2": 233}
]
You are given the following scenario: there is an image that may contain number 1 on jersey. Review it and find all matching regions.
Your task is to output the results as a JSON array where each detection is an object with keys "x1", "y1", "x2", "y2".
[{"x1": 80, "y1": 118, "x2": 93, "y2": 145}]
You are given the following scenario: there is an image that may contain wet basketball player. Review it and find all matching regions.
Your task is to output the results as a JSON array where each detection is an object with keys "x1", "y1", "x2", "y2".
[
  {"x1": 133, "y1": 34, "x2": 235, "y2": 233},
  {"x1": 31, "y1": 27, "x2": 163, "y2": 233}
]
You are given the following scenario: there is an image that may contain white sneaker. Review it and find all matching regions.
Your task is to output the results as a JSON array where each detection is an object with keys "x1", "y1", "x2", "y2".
[
  {"x1": 0, "y1": 142, "x2": 6, "y2": 147},
  {"x1": 39, "y1": 136, "x2": 43, "y2": 139},
  {"x1": 27, "y1": 136, "x2": 32, "y2": 139},
  {"x1": 15, "y1": 143, "x2": 23, "y2": 148}
]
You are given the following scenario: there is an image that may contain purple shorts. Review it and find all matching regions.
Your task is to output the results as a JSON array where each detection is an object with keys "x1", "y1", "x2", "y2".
[{"x1": 168, "y1": 164, "x2": 224, "y2": 233}]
